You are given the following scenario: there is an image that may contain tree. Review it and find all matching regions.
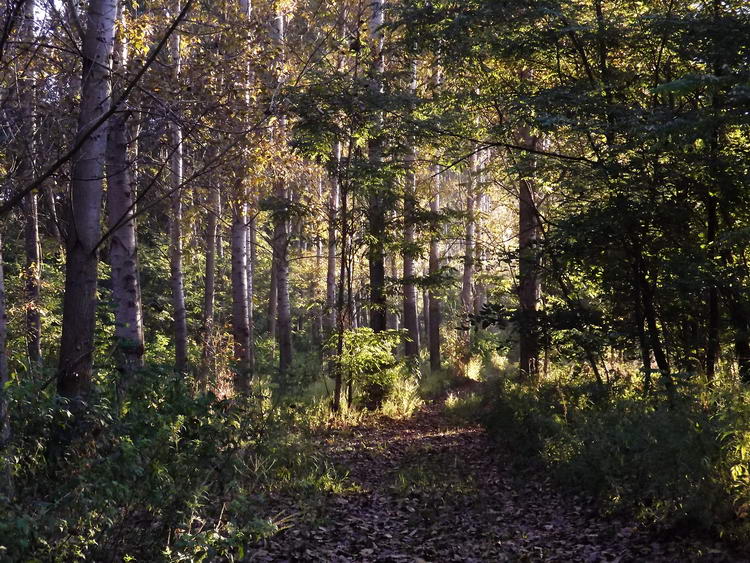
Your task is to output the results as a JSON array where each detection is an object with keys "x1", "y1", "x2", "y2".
[
  {"x1": 106, "y1": 0, "x2": 145, "y2": 380},
  {"x1": 367, "y1": 0, "x2": 387, "y2": 333},
  {"x1": 168, "y1": 0, "x2": 188, "y2": 374},
  {"x1": 57, "y1": 0, "x2": 117, "y2": 401},
  {"x1": 402, "y1": 59, "x2": 419, "y2": 358}
]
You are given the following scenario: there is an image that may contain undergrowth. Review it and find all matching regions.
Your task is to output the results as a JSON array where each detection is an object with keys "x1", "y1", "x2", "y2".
[
  {"x1": 0, "y1": 366, "x2": 350, "y2": 561},
  {"x1": 452, "y1": 363, "x2": 750, "y2": 544}
]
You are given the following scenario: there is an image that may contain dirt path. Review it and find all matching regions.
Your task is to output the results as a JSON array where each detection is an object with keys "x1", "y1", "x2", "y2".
[{"x1": 250, "y1": 405, "x2": 736, "y2": 562}]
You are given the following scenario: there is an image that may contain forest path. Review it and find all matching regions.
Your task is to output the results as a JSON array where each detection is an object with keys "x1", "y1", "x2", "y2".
[{"x1": 251, "y1": 404, "x2": 735, "y2": 562}]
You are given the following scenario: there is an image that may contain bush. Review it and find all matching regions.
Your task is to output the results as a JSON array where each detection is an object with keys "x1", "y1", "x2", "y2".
[
  {"x1": 481, "y1": 371, "x2": 750, "y2": 542},
  {"x1": 326, "y1": 328, "x2": 405, "y2": 410},
  {"x1": 0, "y1": 366, "x2": 344, "y2": 561}
]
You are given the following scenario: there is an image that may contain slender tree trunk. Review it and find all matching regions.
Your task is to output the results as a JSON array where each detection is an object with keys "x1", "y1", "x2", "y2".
[
  {"x1": 333, "y1": 148, "x2": 351, "y2": 412},
  {"x1": 367, "y1": 0, "x2": 387, "y2": 333},
  {"x1": 270, "y1": 12, "x2": 292, "y2": 375},
  {"x1": 403, "y1": 60, "x2": 419, "y2": 359},
  {"x1": 705, "y1": 194, "x2": 719, "y2": 380},
  {"x1": 636, "y1": 256, "x2": 673, "y2": 397},
  {"x1": 311, "y1": 179, "x2": 324, "y2": 346},
  {"x1": 247, "y1": 211, "x2": 256, "y2": 378},
  {"x1": 428, "y1": 165, "x2": 442, "y2": 372},
  {"x1": 387, "y1": 255, "x2": 399, "y2": 330},
  {"x1": 324, "y1": 141, "x2": 340, "y2": 339},
  {"x1": 106, "y1": 2, "x2": 144, "y2": 381},
  {"x1": 0, "y1": 233, "x2": 12, "y2": 496},
  {"x1": 517, "y1": 124, "x2": 541, "y2": 381},
  {"x1": 231, "y1": 200, "x2": 251, "y2": 391},
  {"x1": 169, "y1": 2, "x2": 187, "y2": 373},
  {"x1": 24, "y1": 191, "x2": 41, "y2": 365},
  {"x1": 239, "y1": 0, "x2": 254, "y2": 381},
  {"x1": 274, "y1": 197, "x2": 292, "y2": 374},
  {"x1": 44, "y1": 183, "x2": 62, "y2": 243},
  {"x1": 268, "y1": 254, "x2": 277, "y2": 337},
  {"x1": 633, "y1": 265, "x2": 652, "y2": 393},
  {"x1": 474, "y1": 190, "x2": 487, "y2": 315},
  {"x1": 57, "y1": 0, "x2": 117, "y2": 401},
  {"x1": 201, "y1": 186, "x2": 218, "y2": 380},
  {"x1": 17, "y1": 1, "x2": 41, "y2": 365},
  {"x1": 461, "y1": 153, "x2": 476, "y2": 316},
  {"x1": 421, "y1": 283, "x2": 429, "y2": 349}
]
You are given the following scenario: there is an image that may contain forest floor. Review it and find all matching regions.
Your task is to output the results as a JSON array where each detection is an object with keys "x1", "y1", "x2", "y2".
[{"x1": 249, "y1": 403, "x2": 739, "y2": 562}]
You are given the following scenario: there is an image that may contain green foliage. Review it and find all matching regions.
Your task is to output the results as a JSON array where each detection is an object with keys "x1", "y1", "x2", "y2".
[
  {"x1": 480, "y1": 370, "x2": 750, "y2": 540},
  {"x1": 0, "y1": 367, "x2": 346, "y2": 561},
  {"x1": 327, "y1": 328, "x2": 405, "y2": 409}
]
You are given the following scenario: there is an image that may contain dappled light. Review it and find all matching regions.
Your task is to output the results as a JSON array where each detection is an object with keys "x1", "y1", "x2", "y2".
[{"x1": 0, "y1": 0, "x2": 748, "y2": 560}]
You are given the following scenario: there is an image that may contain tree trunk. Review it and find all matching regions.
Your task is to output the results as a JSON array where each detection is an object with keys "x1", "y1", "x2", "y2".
[
  {"x1": 333, "y1": 141, "x2": 352, "y2": 412},
  {"x1": 169, "y1": 1, "x2": 188, "y2": 373},
  {"x1": 0, "y1": 233, "x2": 12, "y2": 496},
  {"x1": 387, "y1": 255, "x2": 399, "y2": 331},
  {"x1": 311, "y1": 179, "x2": 324, "y2": 346},
  {"x1": 247, "y1": 210, "x2": 256, "y2": 378},
  {"x1": 17, "y1": 1, "x2": 41, "y2": 365},
  {"x1": 270, "y1": 12, "x2": 292, "y2": 375},
  {"x1": 474, "y1": 191, "x2": 487, "y2": 315},
  {"x1": 705, "y1": 193, "x2": 719, "y2": 380},
  {"x1": 268, "y1": 253, "x2": 277, "y2": 337},
  {"x1": 24, "y1": 191, "x2": 41, "y2": 365},
  {"x1": 324, "y1": 141, "x2": 340, "y2": 339},
  {"x1": 368, "y1": 0, "x2": 387, "y2": 333},
  {"x1": 57, "y1": 0, "x2": 117, "y2": 401},
  {"x1": 106, "y1": 3, "x2": 144, "y2": 381},
  {"x1": 201, "y1": 186, "x2": 218, "y2": 379},
  {"x1": 636, "y1": 256, "x2": 673, "y2": 397},
  {"x1": 274, "y1": 195, "x2": 292, "y2": 374},
  {"x1": 632, "y1": 264, "x2": 652, "y2": 393},
  {"x1": 231, "y1": 200, "x2": 251, "y2": 391},
  {"x1": 517, "y1": 125, "x2": 541, "y2": 381},
  {"x1": 428, "y1": 166, "x2": 442, "y2": 372},
  {"x1": 461, "y1": 153, "x2": 476, "y2": 316},
  {"x1": 403, "y1": 60, "x2": 419, "y2": 359},
  {"x1": 421, "y1": 283, "x2": 429, "y2": 350}
]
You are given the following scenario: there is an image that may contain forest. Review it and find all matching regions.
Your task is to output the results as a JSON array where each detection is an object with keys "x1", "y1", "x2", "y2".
[{"x1": 0, "y1": 0, "x2": 749, "y2": 560}]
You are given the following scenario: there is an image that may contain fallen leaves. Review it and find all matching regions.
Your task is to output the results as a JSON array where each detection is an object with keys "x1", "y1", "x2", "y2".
[{"x1": 246, "y1": 405, "x2": 739, "y2": 562}]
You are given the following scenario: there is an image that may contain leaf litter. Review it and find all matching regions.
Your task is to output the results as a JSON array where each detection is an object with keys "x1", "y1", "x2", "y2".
[{"x1": 247, "y1": 405, "x2": 739, "y2": 562}]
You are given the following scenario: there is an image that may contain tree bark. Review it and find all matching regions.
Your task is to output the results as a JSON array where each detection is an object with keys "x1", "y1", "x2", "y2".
[
  {"x1": 403, "y1": 60, "x2": 419, "y2": 359},
  {"x1": 231, "y1": 199, "x2": 251, "y2": 391},
  {"x1": 247, "y1": 210, "x2": 256, "y2": 378},
  {"x1": 0, "y1": 233, "x2": 12, "y2": 496},
  {"x1": 57, "y1": 0, "x2": 117, "y2": 401},
  {"x1": 705, "y1": 193, "x2": 719, "y2": 380},
  {"x1": 201, "y1": 185, "x2": 218, "y2": 380},
  {"x1": 106, "y1": 1, "x2": 144, "y2": 381},
  {"x1": 367, "y1": 0, "x2": 387, "y2": 333},
  {"x1": 461, "y1": 152, "x2": 476, "y2": 316},
  {"x1": 428, "y1": 165, "x2": 442, "y2": 371},
  {"x1": 517, "y1": 124, "x2": 541, "y2": 381},
  {"x1": 17, "y1": 1, "x2": 41, "y2": 365},
  {"x1": 324, "y1": 141, "x2": 340, "y2": 340},
  {"x1": 268, "y1": 253, "x2": 277, "y2": 337},
  {"x1": 474, "y1": 191, "x2": 487, "y2": 315},
  {"x1": 271, "y1": 12, "x2": 292, "y2": 375},
  {"x1": 169, "y1": 1, "x2": 188, "y2": 373}
]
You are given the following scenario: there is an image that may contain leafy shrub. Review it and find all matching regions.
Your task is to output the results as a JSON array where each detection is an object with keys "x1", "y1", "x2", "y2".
[
  {"x1": 0, "y1": 366, "x2": 344, "y2": 561},
  {"x1": 481, "y1": 371, "x2": 750, "y2": 541},
  {"x1": 326, "y1": 328, "x2": 404, "y2": 409}
]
